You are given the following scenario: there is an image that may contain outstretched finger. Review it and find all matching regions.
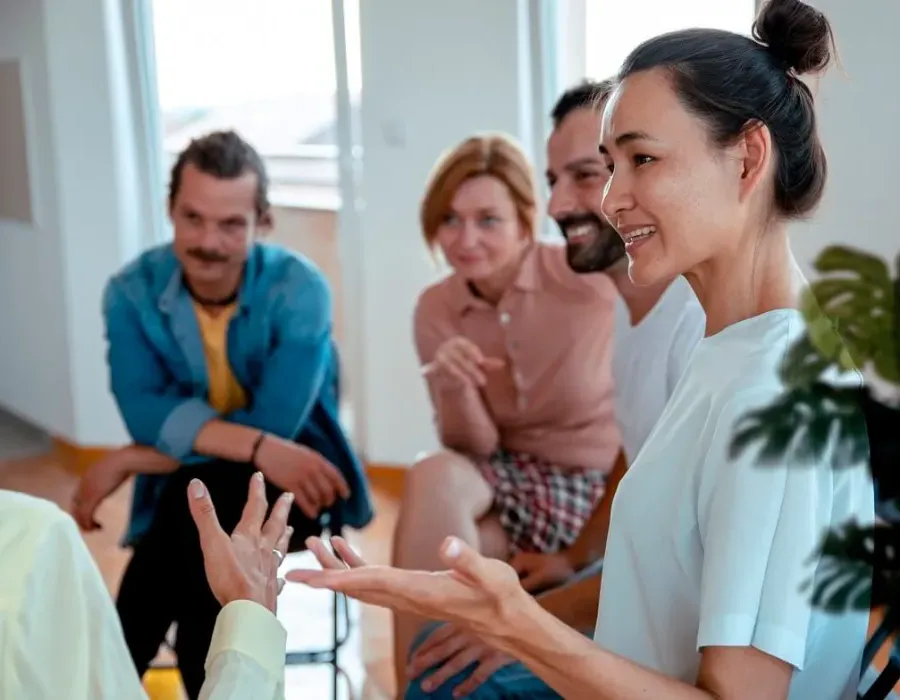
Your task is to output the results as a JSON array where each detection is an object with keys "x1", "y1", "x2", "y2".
[
  {"x1": 236, "y1": 472, "x2": 268, "y2": 535},
  {"x1": 330, "y1": 536, "x2": 367, "y2": 568},
  {"x1": 305, "y1": 536, "x2": 348, "y2": 570},
  {"x1": 187, "y1": 479, "x2": 228, "y2": 548},
  {"x1": 261, "y1": 491, "x2": 294, "y2": 549},
  {"x1": 273, "y1": 526, "x2": 293, "y2": 564}
]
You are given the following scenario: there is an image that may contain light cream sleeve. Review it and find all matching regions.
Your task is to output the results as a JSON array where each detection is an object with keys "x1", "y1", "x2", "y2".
[{"x1": 200, "y1": 600, "x2": 287, "y2": 700}]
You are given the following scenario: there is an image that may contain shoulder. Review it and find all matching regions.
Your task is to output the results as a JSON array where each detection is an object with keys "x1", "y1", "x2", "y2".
[
  {"x1": 414, "y1": 271, "x2": 458, "y2": 326},
  {"x1": 104, "y1": 243, "x2": 177, "y2": 307},
  {"x1": 251, "y1": 243, "x2": 329, "y2": 299}
]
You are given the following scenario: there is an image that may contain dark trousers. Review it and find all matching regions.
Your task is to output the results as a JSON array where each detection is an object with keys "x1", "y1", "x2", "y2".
[{"x1": 115, "y1": 460, "x2": 321, "y2": 699}]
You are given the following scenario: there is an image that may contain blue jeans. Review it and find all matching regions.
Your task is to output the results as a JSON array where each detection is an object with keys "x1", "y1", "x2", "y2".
[{"x1": 403, "y1": 622, "x2": 561, "y2": 700}]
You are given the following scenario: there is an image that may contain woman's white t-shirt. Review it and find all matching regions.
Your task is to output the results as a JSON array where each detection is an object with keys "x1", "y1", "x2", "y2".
[{"x1": 595, "y1": 309, "x2": 874, "y2": 699}]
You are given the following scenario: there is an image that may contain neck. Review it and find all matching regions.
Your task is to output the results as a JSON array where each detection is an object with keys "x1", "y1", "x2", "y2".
[
  {"x1": 184, "y1": 268, "x2": 243, "y2": 307},
  {"x1": 607, "y1": 262, "x2": 670, "y2": 326},
  {"x1": 685, "y1": 226, "x2": 802, "y2": 337},
  {"x1": 471, "y1": 243, "x2": 531, "y2": 305}
]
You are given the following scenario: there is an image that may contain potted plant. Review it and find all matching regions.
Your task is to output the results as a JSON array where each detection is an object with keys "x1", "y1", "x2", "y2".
[{"x1": 729, "y1": 244, "x2": 899, "y2": 697}]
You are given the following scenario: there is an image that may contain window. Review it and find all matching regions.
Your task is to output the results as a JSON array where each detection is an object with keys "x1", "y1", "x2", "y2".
[
  {"x1": 580, "y1": 0, "x2": 756, "y2": 81},
  {"x1": 149, "y1": 0, "x2": 361, "y2": 209}
]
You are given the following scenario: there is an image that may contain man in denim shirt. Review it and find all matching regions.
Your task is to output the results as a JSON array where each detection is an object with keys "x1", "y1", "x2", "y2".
[{"x1": 71, "y1": 130, "x2": 372, "y2": 698}]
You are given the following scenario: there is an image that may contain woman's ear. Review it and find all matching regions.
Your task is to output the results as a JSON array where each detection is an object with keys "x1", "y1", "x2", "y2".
[{"x1": 735, "y1": 121, "x2": 774, "y2": 203}]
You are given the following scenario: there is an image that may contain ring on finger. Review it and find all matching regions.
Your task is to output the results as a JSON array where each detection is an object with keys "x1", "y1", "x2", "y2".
[{"x1": 272, "y1": 548, "x2": 285, "y2": 566}]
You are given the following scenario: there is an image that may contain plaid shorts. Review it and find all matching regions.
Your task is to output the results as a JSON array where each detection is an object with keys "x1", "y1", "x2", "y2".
[{"x1": 474, "y1": 449, "x2": 606, "y2": 556}]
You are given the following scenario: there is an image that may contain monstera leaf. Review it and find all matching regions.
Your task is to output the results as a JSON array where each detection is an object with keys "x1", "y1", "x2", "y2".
[
  {"x1": 803, "y1": 521, "x2": 900, "y2": 613},
  {"x1": 729, "y1": 382, "x2": 868, "y2": 468},
  {"x1": 803, "y1": 245, "x2": 898, "y2": 384}
]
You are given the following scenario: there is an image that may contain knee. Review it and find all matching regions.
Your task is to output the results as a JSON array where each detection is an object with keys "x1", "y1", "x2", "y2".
[{"x1": 405, "y1": 450, "x2": 479, "y2": 499}]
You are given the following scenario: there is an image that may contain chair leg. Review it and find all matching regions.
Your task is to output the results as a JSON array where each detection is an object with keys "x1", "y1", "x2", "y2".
[
  {"x1": 333, "y1": 588, "x2": 340, "y2": 700},
  {"x1": 862, "y1": 660, "x2": 900, "y2": 700}
]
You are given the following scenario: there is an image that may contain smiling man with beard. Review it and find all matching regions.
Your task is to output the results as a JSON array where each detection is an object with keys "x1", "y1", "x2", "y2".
[
  {"x1": 403, "y1": 81, "x2": 705, "y2": 700},
  {"x1": 509, "y1": 79, "x2": 706, "y2": 598}
]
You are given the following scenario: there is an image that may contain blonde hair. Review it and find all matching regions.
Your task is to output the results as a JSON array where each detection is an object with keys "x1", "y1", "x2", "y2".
[{"x1": 420, "y1": 134, "x2": 537, "y2": 249}]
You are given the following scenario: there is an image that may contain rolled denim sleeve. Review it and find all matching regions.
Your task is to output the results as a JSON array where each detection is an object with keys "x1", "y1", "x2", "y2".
[
  {"x1": 225, "y1": 264, "x2": 332, "y2": 440},
  {"x1": 103, "y1": 280, "x2": 217, "y2": 460}
]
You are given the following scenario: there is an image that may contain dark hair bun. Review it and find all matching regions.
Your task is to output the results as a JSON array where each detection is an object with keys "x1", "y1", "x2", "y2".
[{"x1": 752, "y1": 0, "x2": 834, "y2": 74}]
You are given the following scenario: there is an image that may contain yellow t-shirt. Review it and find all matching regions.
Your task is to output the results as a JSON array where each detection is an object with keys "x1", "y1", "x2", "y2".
[{"x1": 193, "y1": 302, "x2": 248, "y2": 414}]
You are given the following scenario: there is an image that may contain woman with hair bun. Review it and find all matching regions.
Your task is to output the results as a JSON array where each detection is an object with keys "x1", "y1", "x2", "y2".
[{"x1": 293, "y1": 2, "x2": 875, "y2": 698}]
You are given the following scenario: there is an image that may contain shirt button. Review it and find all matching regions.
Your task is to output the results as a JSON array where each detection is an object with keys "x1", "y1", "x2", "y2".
[{"x1": 499, "y1": 311, "x2": 511, "y2": 325}]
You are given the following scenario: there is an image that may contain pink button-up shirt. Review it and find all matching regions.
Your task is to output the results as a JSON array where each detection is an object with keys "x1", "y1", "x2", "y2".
[{"x1": 414, "y1": 242, "x2": 620, "y2": 473}]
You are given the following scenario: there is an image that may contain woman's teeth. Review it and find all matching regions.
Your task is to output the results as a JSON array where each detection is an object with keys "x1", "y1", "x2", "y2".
[{"x1": 624, "y1": 226, "x2": 656, "y2": 244}]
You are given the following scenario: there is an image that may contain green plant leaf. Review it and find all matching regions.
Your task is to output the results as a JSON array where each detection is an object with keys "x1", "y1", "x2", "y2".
[
  {"x1": 803, "y1": 245, "x2": 899, "y2": 384},
  {"x1": 803, "y1": 522, "x2": 900, "y2": 613},
  {"x1": 729, "y1": 384, "x2": 868, "y2": 468}
]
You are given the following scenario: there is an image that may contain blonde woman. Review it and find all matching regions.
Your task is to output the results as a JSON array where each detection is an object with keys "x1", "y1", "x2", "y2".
[{"x1": 391, "y1": 133, "x2": 620, "y2": 690}]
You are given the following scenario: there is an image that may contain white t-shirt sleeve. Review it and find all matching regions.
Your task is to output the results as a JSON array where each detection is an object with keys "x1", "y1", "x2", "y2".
[{"x1": 695, "y1": 390, "x2": 836, "y2": 670}]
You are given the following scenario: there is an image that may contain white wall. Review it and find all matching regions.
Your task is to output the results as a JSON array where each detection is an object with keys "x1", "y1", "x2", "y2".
[
  {"x1": 354, "y1": 0, "x2": 540, "y2": 464},
  {"x1": 789, "y1": 0, "x2": 900, "y2": 276},
  {"x1": 0, "y1": 0, "x2": 77, "y2": 439},
  {"x1": 0, "y1": 0, "x2": 147, "y2": 445}
]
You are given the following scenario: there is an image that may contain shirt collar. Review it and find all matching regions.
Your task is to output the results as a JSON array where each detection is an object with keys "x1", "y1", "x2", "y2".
[
  {"x1": 447, "y1": 242, "x2": 542, "y2": 314},
  {"x1": 159, "y1": 246, "x2": 259, "y2": 315}
]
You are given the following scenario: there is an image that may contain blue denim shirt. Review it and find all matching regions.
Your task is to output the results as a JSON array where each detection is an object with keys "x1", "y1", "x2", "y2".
[{"x1": 103, "y1": 242, "x2": 373, "y2": 546}]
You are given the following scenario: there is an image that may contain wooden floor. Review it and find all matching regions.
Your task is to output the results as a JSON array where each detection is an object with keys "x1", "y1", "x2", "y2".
[{"x1": 0, "y1": 446, "x2": 399, "y2": 700}]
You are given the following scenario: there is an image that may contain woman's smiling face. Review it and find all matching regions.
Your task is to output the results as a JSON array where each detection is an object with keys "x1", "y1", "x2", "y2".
[{"x1": 598, "y1": 69, "x2": 755, "y2": 287}]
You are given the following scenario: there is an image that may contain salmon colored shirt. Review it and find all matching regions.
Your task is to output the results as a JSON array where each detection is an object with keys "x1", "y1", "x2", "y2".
[{"x1": 414, "y1": 242, "x2": 621, "y2": 473}]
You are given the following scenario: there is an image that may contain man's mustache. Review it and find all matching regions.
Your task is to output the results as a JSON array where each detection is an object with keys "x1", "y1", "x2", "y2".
[{"x1": 187, "y1": 248, "x2": 229, "y2": 263}]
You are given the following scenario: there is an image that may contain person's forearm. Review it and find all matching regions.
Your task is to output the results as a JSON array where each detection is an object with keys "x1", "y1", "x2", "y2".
[
  {"x1": 194, "y1": 420, "x2": 264, "y2": 463},
  {"x1": 121, "y1": 445, "x2": 180, "y2": 475},
  {"x1": 566, "y1": 450, "x2": 627, "y2": 568},
  {"x1": 431, "y1": 384, "x2": 499, "y2": 456},
  {"x1": 536, "y1": 574, "x2": 600, "y2": 633},
  {"x1": 493, "y1": 596, "x2": 712, "y2": 700}
]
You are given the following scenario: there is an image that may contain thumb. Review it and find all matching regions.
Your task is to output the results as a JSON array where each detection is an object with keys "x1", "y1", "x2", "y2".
[
  {"x1": 187, "y1": 479, "x2": 226, "y2": 546},
  {"x1": 440, "y1": 537, "x2": 491, "y2": 585}
]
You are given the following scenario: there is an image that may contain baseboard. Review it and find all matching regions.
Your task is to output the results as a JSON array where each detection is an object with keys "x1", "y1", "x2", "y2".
[
  {"x1": 52, "y1": 438, "x2": 114, "y2": 477},
  {"x1": 365, "y1": 462, "x2": 408, "y2": 499}
]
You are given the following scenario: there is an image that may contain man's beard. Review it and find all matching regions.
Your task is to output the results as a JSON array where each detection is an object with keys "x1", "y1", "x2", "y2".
[{"x1": 556, "y1": 213, "x2": 626, "y2": 274}]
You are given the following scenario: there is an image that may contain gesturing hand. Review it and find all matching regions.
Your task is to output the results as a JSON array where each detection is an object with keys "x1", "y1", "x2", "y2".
[
  {"x1": 423, "y1": 336, "x2": 504, "y2": 388},
  {"x1": 187, "y1": 471, "x2": 294, "y2": 613},
  {"x1": 255, "y1": 436, "x2": 350, "y2": 520},
  {"x1": 287, "y1": 535, "x2": 529, "y2": 643},
  {"x1": 408, "y1": 623, "x2": 515, "y2": 697}
]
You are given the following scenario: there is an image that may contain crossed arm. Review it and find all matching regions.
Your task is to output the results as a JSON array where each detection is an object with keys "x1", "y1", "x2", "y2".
[{"x1": 102, "y1": 271, "x2": 333, "y2": 467}]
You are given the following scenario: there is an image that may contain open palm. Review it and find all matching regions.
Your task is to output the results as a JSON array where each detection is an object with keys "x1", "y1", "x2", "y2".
[{"x1": 287, "y1": 536, "x2": 527, "y2": 640}]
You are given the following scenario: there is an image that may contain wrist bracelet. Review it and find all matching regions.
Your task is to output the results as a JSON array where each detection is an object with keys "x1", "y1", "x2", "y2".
[{"x1": 250, "y1": 431, "x2": 267, "y2": 466}]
